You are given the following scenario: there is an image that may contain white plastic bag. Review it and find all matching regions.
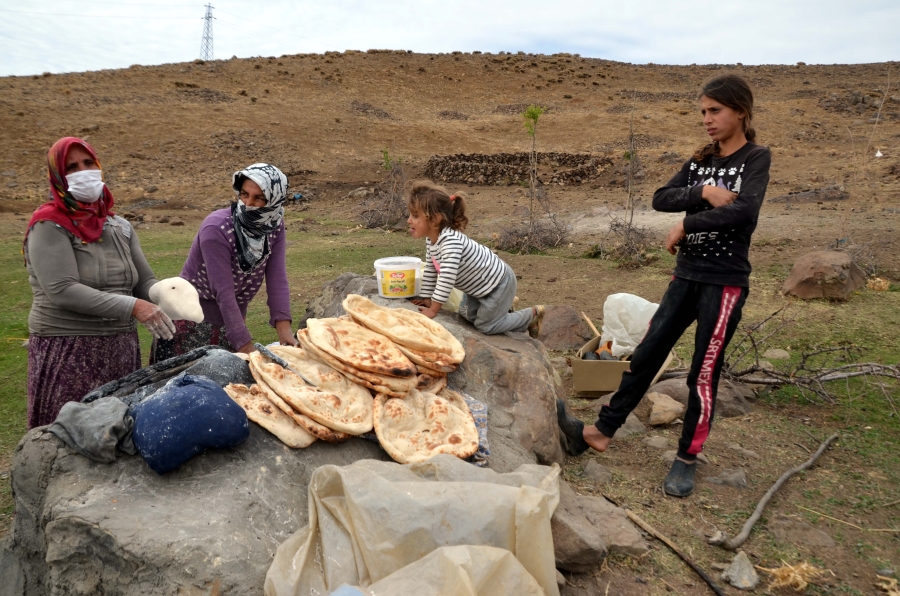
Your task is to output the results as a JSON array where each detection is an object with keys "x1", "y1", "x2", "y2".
[
  {"x1": 599, "y1": 293, "x2": 659, "y2": 358},
  {"x1": 264, "y1": 455, "x2": 560, "y2": 596}
]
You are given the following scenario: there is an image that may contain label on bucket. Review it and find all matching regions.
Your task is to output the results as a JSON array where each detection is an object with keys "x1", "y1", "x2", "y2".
[{"x1": 380, "y1": 269, "x2": 416, "y2": 297}]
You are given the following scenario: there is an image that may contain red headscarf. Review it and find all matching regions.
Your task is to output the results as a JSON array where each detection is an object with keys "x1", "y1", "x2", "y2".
[{"x1": 25, "y1": 137, "x2": 115, "y2": 247}]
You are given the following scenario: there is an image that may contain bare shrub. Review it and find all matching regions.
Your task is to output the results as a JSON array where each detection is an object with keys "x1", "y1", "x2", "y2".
[
  {"x1": 360, "y1": 151, "x2": 407, "y2": 229},
  {"x1": 584, "y1": 213, "x2": 658, "y2": 268},
  {"x1": 494, "y1": 218, "x2": 568, "y2": 253}
]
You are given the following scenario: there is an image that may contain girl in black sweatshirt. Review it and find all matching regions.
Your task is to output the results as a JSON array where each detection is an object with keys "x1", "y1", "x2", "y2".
[{"x1": 558, "y1": 74, "x2": 771, "y2": 497}]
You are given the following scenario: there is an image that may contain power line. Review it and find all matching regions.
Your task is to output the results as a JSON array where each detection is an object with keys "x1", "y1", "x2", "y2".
[{"x1": 200, "y1": 4, "x2": 214, "y2": 61}]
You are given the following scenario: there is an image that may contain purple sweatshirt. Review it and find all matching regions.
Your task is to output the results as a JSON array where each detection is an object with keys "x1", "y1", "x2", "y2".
[{"x1": 181, "y1": 208, "x2": 291, "y2": 348}]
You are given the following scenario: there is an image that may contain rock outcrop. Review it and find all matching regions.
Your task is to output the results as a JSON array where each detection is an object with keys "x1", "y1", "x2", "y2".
[
  {"x1": 2, "y1": 273, "x2": 596, "y2": 595},
  {"x1": 1, "y1": 427, "x2": 389, "y2": 596},
  {"x1": 647, "y1": 378, "x2": 754, "y2": 418},
  {"x1": 535, "y1": 305, "x2": 595, "y2": 351},
  {"x1": 782, "y1": 250, "x2": 867, "y2": 300}
]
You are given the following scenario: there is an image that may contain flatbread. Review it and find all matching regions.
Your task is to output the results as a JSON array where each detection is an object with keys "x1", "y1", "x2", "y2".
[
  {"x1": 248, "y1": 355, "x2": 351, "y2": 443},
  {"x1": 297, "y1": 330, "x2": 416, "y2": 397},
  {"x1": 249, "y1": 351, "x2": 370, "y2": 436},
  {"x1": 416, "y1": 373, "x2": 448, "y2": 394},
  {"x1": 306, "y1": 317, "x2": 416, "y2": 378},
  {"x1": 224, "y1": 383, "x2": 316, "y2": 448},
  {"x1": 373, "y1": 388, "x2": 479, "y2": 465},
  {"x1": 270, "y1": 345, "x2": 375, "y2": 402},
  {"x1": 343, "y1": 294, "x2": 465, "y2": 362},
  {"x1": 397, "y1": 345, "x2": 459, "y2": 373}
]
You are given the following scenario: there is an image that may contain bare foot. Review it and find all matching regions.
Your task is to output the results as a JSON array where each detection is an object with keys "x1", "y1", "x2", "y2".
[{"x1": 583, "y1": 424, "x2": 611, "y2": 452}]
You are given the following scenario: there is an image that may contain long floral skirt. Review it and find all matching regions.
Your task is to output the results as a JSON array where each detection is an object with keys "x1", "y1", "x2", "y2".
[{"x1": 27, "y1": 331, "x2": 141, "y2": 429}]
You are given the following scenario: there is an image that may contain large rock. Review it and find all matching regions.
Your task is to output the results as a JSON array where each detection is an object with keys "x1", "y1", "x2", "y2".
[
  {"x1": 1, "y1": 426, "x2": 390, "y2": 596},
  {"x1": 551, "y1": 482, "x2": 648, "y2": 571},
  {"x1": 782, "y1": 250, "x2": 866, "y2": 300},
  {"x1": 302, "y1": 273, "x2": 565, "y2": 471},
  {"x1": 1, "y1": 273, "x2": 572, "y2": 595},
  {"x1": 647, "y1": 378, "x2": 753, "y2": 418},
  {"x1": 535, "y1": 305, "x2": 595, "y2": 350}
]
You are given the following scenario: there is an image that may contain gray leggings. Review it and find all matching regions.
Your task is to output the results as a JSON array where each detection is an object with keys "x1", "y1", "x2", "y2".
[{"x1": 458, "y1": 266, "x2": 534, "y2": 335}]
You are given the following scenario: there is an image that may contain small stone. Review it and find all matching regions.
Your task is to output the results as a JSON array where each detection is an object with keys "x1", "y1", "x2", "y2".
[
  {"x1": 757, "y1": 359, "x2": 774, "y2": 371},
  {"x1": 647, "y1": 392, "x2": 685, "y2": 426},
  {"x1": 662, "y1": 450, "x2": 709, "y2": 465},
  {"x1": 583, "y1": 460, "x2": 612, "y2": 485},
  {"x1": 643, "y1": 436, "x2": 668, "y2": 449},
  {"x1": 512, "y1": 205, "x2": 530, "y2": 217},
  {"x1": 711, "y1": 562, "x2": 729, "y2": 571},
  {"x1": 556, "y1": 569, "x2": 566, "y2": 589},
  {"x1": 614, "y1": 413, "x2": 646, "y2": 438},
  {"x1": 706, "y1": 469, "x2": 749, "y2": 489},
  {"x1": 169, "y1": 218, "x2": 185, "y2": 226},
  {"x1": 721, "y1": 551, "x2": 759, "y2": 590},
  {"x1": 727, "y1": 443, "x2": 760, "y2": 459},
  {"x1": 1, "y1": 170, "x2": 16, "y2": 177},
  {"x1": 157, "y1": 215, "x2": 171, "y2": 224},
  {"x1": 708, "y1": 531, "x2": 726, "y2": 546},
  {"x1": 145, "y1": 185, "x2": 158, "y2": 193},
  {"x1": 763, "y1": 348, "x2": 790, "y2": 360},
  {"x1": 6, "y1": 182, "x2": 18, "y2": 188},
  {"x1": 21, "y1": 340, "x2": 29, "y2": 349},
  {"x1": 347, "y1": 187, "x2": 370, "y2": 199},
  {"x1": 877, "y1": 568, "x2": 895, "y2": 577}
]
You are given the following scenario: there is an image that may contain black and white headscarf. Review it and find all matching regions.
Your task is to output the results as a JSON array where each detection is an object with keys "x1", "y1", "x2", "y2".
[{"x1": 230, "y1": 163, "x2": 288, "y2": 272}]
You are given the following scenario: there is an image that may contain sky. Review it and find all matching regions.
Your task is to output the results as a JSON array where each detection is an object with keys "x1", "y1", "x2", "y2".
[{"x1": 1, "y1": 0, "x2": 898, "y2": 77}]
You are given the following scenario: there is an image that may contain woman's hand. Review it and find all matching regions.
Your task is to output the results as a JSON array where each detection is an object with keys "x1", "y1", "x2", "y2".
[
  {"x1": 132, "y1": 299, "x2": 176, "y2": 340},
  {"x1": 665, "y1": 220, "x2": 687, "y2": 255},
  {"x1": 702, "y1": 185, "x2": 738, "y2": 208},
  {"x1": 418, "y1": 301, "x2": 442, "y2": 319},
  {"x1": 237, "y1": 341, "x2": 255, "y2": 354},
  {"x1": 275, "y1": 320, "x2": 298, "y2": 347},
  {"x1": 410, "y1": 298, "x2": 431, "y2": 308}
]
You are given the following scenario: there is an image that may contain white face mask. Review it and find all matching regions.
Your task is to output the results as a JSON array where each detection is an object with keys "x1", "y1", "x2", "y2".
[{"x1": 66, "y1": 169, "x2": 105, "y2": 203}]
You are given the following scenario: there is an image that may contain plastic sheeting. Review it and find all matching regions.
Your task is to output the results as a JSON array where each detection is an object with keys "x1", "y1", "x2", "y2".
[
  {"x1": 328, "y1": 545, "x2": 546, "y2": 596},
  {"x1": 264, "y1": 455, "x2": 561, "y2": 596},
  {"x1": 599, "y1": 293, "x2": 660, "y2": 358}
]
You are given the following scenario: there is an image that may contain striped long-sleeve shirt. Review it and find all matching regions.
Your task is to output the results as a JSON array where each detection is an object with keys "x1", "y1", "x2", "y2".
[{"x1": 420, "y1": 227, "x2": 507, "y2": 304}]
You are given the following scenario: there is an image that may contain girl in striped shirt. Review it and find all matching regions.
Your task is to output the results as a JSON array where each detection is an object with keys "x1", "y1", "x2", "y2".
[{"x1": 407, "y1": 180, "x2": 545, "y2": 337}]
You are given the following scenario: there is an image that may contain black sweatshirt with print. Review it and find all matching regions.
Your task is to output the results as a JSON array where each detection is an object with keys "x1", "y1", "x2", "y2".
[{"x1": 652, "y1": 142, "x2": 771, "y2": 287}]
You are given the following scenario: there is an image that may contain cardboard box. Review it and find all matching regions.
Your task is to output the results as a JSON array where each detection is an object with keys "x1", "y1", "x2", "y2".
[{"x1": 572, "y1": 336, "x2": 674, "y2": 395}]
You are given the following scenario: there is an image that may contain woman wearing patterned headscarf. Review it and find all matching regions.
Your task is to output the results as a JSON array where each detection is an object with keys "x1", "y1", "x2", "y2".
[
  {"x1": 151, "y1": 163, "x2": 296, "y2": 361},
  {"x1": 24, "y1": 137, "x2": 175, "y2": 428}
]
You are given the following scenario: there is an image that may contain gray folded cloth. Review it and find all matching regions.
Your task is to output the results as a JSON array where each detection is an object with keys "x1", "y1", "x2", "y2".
[{"x1": 46, "y1": 396, "x2": 136, "y2": 463}]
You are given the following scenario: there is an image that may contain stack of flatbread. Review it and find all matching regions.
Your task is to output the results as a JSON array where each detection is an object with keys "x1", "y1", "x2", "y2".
[
  {"x1": 224, "y1": 346, "x2": 377, "y2": 448},
  {"x1": 297, "y1": 317, "x2": 418, "y2": 398},
  {"x1": 224, "y1": 297, "x2": 479, "y2": 466},
  {"x1": 342, "y1": 294, "x2": 465, "y2": 393}
]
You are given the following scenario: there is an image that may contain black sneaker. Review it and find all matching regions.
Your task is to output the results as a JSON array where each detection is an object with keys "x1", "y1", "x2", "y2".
[
  {"x1": 556, "y1": 399, "x2": 590, "y2": 456},
  {"x1": 663, "y1": 459, "x2": 697, "y2": 497}
]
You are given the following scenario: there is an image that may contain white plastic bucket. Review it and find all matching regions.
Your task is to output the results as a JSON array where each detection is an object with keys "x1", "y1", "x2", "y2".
[{"x1": 374, "y1": 257, "x2": 423, "y2": 299}]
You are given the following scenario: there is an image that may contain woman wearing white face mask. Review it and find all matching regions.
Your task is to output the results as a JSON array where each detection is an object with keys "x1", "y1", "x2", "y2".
[
  {"x1": 150, "y1": 163, "x2": 296, "y2": 362},
  {"x1": 24, "y1": 137, "x2": 175, "y2": 429}
]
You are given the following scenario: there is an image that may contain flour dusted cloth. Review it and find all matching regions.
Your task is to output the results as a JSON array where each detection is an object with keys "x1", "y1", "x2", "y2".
[
  {"x1": 264, "y1": 455, "x2": 560, "y2": 596},
  {"x1": 132, "y1": 374, "x2": 249, "y2": 474},
  {"x1": 46, "y1": 396, "x2": 136, "y2": 463}
]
